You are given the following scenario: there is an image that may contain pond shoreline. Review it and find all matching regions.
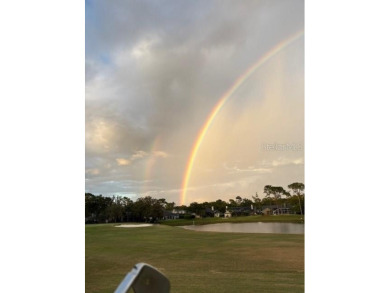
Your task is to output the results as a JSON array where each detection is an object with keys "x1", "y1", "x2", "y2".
[
  {"x1": 160, "y1": 214, "x2": 304, "y2": 227},
  {"x1": 181, "y1": 222, "x2": 304, "y2": 234}
]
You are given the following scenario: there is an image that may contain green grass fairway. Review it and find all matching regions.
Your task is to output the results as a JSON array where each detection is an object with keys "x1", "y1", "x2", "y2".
[{"x1": 86, "y1": 224, "x2": 304, "y2": 293}]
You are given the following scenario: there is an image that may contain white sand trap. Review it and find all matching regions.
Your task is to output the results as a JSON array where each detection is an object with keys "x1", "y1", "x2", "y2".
[{"x1": 115, "y1": 224, "x2": 153, "y2": 228}]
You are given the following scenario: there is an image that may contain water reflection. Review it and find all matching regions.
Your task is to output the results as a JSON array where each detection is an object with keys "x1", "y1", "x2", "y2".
[{"x1": 182, "y1": 222, "x2": 304, "y2": 234}]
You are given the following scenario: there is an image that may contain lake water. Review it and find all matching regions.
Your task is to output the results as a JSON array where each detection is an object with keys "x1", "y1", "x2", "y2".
[{"x1": 182, "y1": 222, "x2": 304, "y2": 234}]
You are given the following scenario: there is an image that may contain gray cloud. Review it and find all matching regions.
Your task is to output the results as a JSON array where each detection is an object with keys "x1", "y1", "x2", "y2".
[{"x1": 86, "y1": 0, "x2": 304, "y2": 203}]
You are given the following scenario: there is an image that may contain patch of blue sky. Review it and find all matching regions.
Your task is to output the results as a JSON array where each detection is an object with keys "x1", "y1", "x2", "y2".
[
  {"x1": 85, "y1": 0, "x2": 100, "y2": 58},
  {"x1": 98, "y1": 53, "x2": 111, "y2": 65}
]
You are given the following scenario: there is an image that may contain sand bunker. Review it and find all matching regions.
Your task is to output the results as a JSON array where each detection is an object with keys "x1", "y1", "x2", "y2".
[{"x1": 115, "y1": 224, "x2": 153, "y2": 228}]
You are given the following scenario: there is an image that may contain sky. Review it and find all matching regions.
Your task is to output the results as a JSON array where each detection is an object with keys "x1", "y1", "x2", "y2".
[{"x1": 85, "y1": 0, "x2": 304, "y2": 205}]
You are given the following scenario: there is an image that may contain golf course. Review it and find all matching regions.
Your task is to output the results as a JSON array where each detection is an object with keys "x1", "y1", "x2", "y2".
[{"x1": 86, "y1": 216, "x2": 304, "y2": 293}]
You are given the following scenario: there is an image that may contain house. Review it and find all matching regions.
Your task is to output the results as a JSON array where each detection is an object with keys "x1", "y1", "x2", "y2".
[
  {"x1": 172, "y1": 209, "x2": 186, "y2": 214},
  {"x1": 272, "y1": 207, "x2": 291, "y2": 215},
  {"x1": 261, "y1": 205, "x2": 292, "y2": 215},
  {"x1": 261, "y1": 208, "x2": 272, "y2": 215},
  {"x1": 163, "y1": 211, "x2": 180, "y2": 220},
  {"x1": 205, "y1": 207, "x2": 222, "y2": 218},
  {"x1": 224, "y1": 210, "x2": 232, "y2": 218},
  {"x1": 205, "y1": 208, "x2": 214, "y2": 217},
  {"x1": 229, "y1": 206, "x2": 254, "y2": 216}
]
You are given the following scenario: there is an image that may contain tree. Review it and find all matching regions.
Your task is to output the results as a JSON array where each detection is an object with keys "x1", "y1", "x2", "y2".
[
  {"x1": 272, "y1": 186, "x2": 288, "y2": 213},
  {"x1": 228, "y1": 198, "x2": 237, "y2": 207},
  {"x1": 107, "y1": 199, "x2": 124, "y2": 222},
  {"x1": 188, "y1": 202, "x2": 205, "y2": 217},
  {"x1": 164, "y1": 201, "x2": 175, "y2": 211},
  {"x1": 252, "y1": 192, "x2": 261, "y2": 209},
  {"x1": 132, "y1": 196, "x2": 165, "y2": 222},
  {"x1": 272, "y1": 186, "x2": 288, "y2": 200},
  {"x1": 288, "y1": 182, "x2": 304, "y2": 215},
  {"x1": 263, "y1": 185, "x2": 289, "y2": 213},
  {"x1": 241, "y1": 197, "x2": 253, "y2": 207},
  {"x1": 175, "y1": 205, "x2": 188, "y2": 212},
  {"x1": 263, "y1": 185, "x2": 273, "y2": 202},
  {"x1": 85, "y1": 193, "x2": 97, "y2": 219},
  {"x1": 84, "y1": 194, "x2": 113, "y2": 222},
  {"x1": 122, "y1": 197, "x2": 134, "y2": 222},
  {"x1": 212, "y1": 199, "x2": 227, "y2": 213},
  {"x1": 151, "y1": 200, "x2": 164, "y2": 220}
]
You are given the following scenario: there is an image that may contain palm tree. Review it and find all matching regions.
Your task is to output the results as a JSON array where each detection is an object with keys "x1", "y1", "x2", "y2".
[{"x1": 288, "y1": 182, "x2": 304, "y2": 216}]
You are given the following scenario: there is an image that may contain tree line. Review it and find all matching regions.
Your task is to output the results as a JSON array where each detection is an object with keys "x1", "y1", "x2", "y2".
[{"x1": 85, "y1": 182, "x2": 304, "y2": 223}]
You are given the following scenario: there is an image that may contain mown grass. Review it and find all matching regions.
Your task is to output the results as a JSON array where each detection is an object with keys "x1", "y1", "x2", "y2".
[
  {"x1": 86, "y1": 223, "x2": 304, "y2": 293},
  {"x1": 161, "y1": 214, "x2": 304, "y2": 226}
]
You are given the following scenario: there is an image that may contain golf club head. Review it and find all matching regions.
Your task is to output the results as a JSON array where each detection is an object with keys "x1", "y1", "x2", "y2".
[{"x1": 114, "y1": 263, "x2": 170, "y2": 293}]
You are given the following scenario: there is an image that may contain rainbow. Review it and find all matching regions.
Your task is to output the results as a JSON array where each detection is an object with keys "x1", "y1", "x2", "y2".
[
  {"x1": 179, "y1": 30, "x2": 304, "y2": 205},
  {"x1": 143, "y1": 135, "x2": 162, "y2": 189}
]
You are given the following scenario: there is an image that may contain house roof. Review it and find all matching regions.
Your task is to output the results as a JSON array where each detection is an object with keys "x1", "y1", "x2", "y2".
[
  {"x1": 228, "y1": 206, "x2": 253, "y2": 212},
  {"x1": 205, "y1": 208, "x2": 221, "y2": 214},
  {"x1": 163, "y1": 211, "x2": 180, "y2": 216}
]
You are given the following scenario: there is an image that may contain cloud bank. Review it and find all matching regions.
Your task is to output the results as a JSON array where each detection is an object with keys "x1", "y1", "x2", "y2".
[{"x1": 86, "y1": 0, "x2": 304, "y2": 204}]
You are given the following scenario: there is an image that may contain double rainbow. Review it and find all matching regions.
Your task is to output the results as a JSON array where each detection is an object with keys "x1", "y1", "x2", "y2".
[
  {"x1": 144, "y1": 135, "x2": 161, "y2": 180},
  {"x1": 179, "y1": 30, "x2": 304, "y2": 205}
]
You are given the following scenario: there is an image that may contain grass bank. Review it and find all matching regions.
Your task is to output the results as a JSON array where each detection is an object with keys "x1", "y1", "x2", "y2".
[
  {"x1": 160, "y1": 214, "x2": 304, "y2": 226},
  {"x1": 86, "y1": 223, "x2": 304, "y2": 293}
]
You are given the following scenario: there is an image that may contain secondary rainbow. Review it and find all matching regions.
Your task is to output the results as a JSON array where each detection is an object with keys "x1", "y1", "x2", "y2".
[
  {"x1": 179, "y1": 30, "x2": 304, "y2": 205},
  {"x1": 142, "y1": 135, "x2": 162, "y2": 193}
]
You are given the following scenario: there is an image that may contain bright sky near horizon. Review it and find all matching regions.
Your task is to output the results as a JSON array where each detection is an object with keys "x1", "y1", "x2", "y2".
[{"x1": 85, "y1": 0, "x2": 304, "y2": 205}]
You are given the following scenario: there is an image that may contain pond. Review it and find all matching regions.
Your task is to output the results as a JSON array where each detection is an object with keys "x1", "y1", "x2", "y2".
[{"x1": 182, "y1": 222, "x2": 304, "y2": 235}]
